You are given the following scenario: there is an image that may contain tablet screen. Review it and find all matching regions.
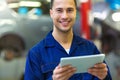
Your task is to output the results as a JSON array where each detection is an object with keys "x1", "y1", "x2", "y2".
[{"x1": 60, "y1": 54, "x2": 105, "y2": 73}]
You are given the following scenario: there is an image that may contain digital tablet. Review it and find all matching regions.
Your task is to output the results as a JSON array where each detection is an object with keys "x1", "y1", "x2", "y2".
[{"x1": 60, "y1": 54, "x2": 105, "y2": 73}]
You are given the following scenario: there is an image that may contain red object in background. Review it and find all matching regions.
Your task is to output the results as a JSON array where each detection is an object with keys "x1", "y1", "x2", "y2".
[{"x1": 80, "y1": 0, "x2": 91, "y2": 40}]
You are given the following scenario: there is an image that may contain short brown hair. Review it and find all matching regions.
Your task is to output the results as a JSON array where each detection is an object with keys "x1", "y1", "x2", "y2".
[{"x1": 50, "y1": 0, "x2": 77, "y2": 9}]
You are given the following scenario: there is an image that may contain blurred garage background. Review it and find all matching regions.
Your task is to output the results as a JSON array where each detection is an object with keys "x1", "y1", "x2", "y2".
[{"x1": 0, "y1": 0, "x2": 120, "y2": 80}]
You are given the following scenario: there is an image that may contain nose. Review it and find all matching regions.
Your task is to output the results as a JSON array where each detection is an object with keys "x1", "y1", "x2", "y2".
[{"x1": 61, "y1": 11, "x2": 68, "y2": 19}]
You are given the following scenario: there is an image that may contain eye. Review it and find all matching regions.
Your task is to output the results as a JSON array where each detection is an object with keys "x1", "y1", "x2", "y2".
[
  {"x1": 56, "y1": 9, "x2": 62, "y2": 13},
  {"x1": 67, "y1": 8, "x2": 74, "y2": 13}
]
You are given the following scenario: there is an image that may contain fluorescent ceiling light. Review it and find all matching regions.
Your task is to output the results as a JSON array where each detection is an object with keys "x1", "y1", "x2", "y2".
[
  {"x1": 80, "y1": 0, "x2": 88, "y2": 3},
  {"x1": 112, "y1": 12, "x2": 120, "y2": 22},
  {"x1": 19, "y1": 1, "x2": 41, "y2": 7},
  {"x1": 8, "y1": 3, "x2": 19, "y2": 8}
]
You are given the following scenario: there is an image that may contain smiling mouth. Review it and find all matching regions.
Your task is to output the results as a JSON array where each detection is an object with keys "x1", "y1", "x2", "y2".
[{"x1": 59, "y1": 20, "x2": 71, "y2": 26}]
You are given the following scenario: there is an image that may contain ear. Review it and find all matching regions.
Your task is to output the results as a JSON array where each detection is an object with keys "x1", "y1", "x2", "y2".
[{"x1": 50, "y1": 9, "x2": 53, "y2": 18}]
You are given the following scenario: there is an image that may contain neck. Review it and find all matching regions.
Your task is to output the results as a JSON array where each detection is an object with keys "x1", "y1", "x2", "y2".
[{"x1": 52, "y1": 28, "x2": 73, "y2": 49}]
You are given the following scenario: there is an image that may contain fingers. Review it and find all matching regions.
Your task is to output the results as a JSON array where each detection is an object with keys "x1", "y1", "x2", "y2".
[
  {"x1": 94, "y1": 63, "x2": 107, "y2": 68},
  {"x1": 52, "y1": 64, "x2": 76, "y2": 80},
  {"x1": 53, "y1": 65, "x2": 74, "y2": 74},
  {"x1": 88, "y1": 63, "x2": 108, "y2": 80}
]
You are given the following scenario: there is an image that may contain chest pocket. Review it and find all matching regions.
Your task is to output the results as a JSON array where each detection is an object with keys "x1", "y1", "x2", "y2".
[{"x1": 41, "y1": 63, "x2": 58, "y2": 73}]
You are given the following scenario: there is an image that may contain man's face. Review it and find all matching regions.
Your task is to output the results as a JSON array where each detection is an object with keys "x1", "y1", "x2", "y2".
[{"x1": 50, "y1": 0, "x2": 76, "y2": 33}]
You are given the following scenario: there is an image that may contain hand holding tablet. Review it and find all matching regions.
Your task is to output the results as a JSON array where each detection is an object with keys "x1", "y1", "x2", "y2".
[{"x1": 60, "y1": 54, "x2": 105, "y2": 73}]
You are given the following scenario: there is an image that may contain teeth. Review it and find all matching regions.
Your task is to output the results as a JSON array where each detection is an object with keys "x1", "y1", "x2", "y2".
[
  {"x1": 61, "y1": 21, "x2": 68, "y2": 23},
  {"x1": 59, "y1": 20, "x2": 70, "y2": 26},
  {"x1": 60, "y1": 21, "x2": 69, "y2": 23}
]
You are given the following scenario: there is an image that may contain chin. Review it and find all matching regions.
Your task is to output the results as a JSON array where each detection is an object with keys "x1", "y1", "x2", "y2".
[{"x1": 61, "y1": 28, "x2": 72, "y2": 33}]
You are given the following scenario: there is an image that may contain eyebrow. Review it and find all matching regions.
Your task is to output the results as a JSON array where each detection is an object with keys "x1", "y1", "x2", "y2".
[{"x1": 55, "y1": 7, "x2": 75, "y2": 10}]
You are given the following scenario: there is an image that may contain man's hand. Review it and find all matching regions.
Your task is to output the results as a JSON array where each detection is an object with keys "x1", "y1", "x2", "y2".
[
  {"x1": 52, "y1": 64, "x2": 76, "y2": 80},
  {"x1": 88, "y1": 63, "x2": 108, "y2": 80}
]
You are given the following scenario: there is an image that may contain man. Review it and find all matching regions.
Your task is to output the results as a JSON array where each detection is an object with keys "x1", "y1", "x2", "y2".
[{"x1": 25, "y1": 0, "x2": 112, "y2": 80}]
